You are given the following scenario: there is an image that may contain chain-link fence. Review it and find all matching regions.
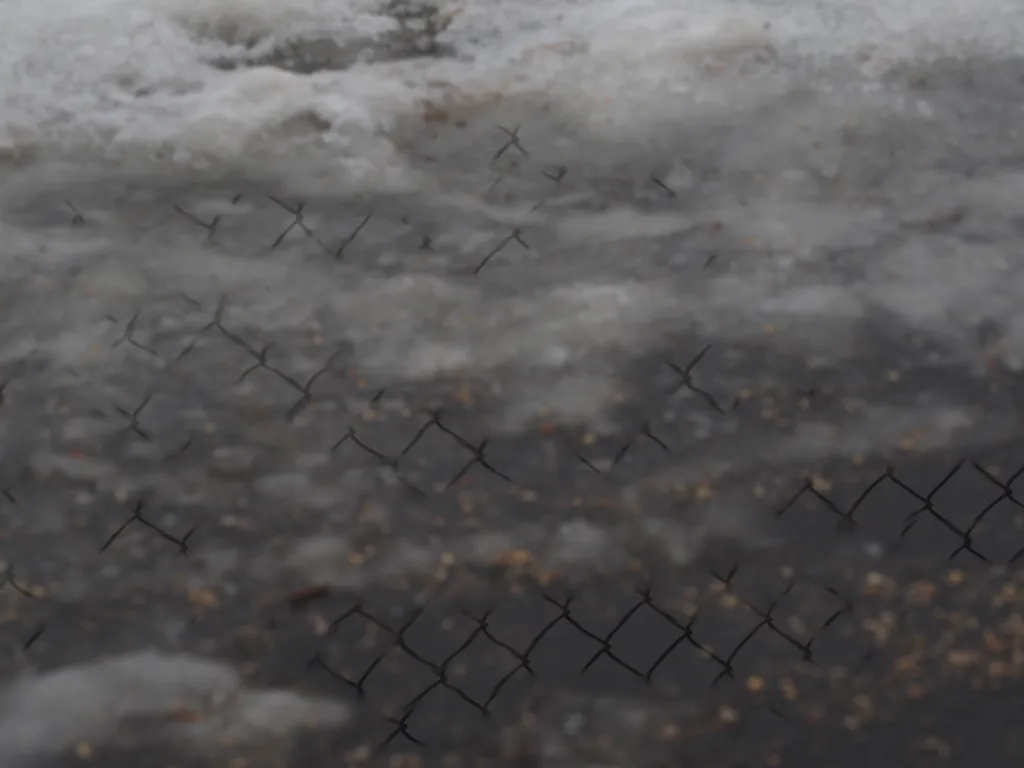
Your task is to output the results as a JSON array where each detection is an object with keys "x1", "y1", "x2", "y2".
[{"x1": 4, "y1": 56, "x2": 1024, "y2": 766}]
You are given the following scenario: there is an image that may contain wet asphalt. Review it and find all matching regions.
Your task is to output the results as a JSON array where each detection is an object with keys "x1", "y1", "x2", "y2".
[{"x1": 2, "y1": 51, "x2": 1024, "y2": 768}]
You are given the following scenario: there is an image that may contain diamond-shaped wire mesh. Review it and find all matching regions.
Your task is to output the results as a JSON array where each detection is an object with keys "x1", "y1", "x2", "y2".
[{"x1": 2, "y1": 38, "x2": 1024, "y2": 768}]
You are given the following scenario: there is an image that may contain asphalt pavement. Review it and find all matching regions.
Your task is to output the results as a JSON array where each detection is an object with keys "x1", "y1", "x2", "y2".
[{"x1": 2, "y1": 51, "x2": 1024, "y2": 768}]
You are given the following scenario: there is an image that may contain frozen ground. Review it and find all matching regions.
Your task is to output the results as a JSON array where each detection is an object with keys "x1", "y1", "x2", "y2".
[{"x1": 2, "y1": 0, "x2": 1024, "y2": 765}]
